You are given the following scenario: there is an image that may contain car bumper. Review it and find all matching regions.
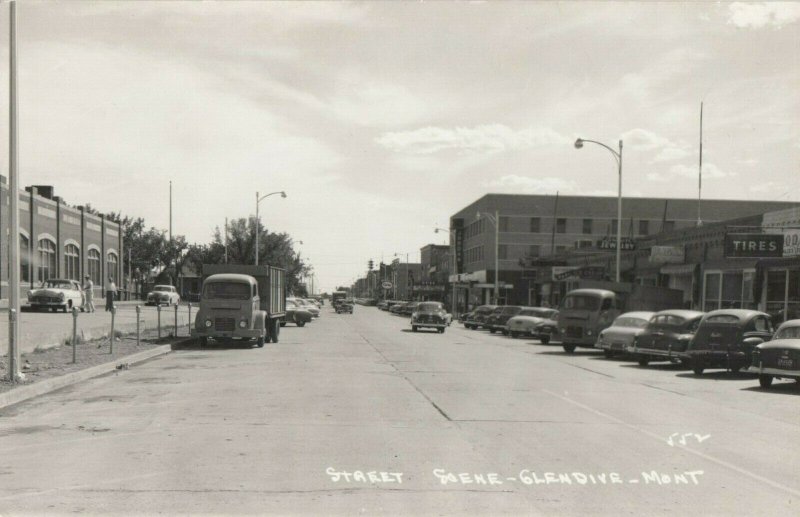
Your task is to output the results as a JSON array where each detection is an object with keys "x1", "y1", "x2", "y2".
[
  {"x1": 30, "y1": 302, "x2": 67, "y2": 308},
  {"x1": 628, "y1": 346, "x2": 688, "y2": 359},
  {"x1": 413, "y1": 323, "x2": 446, "y2": 329},
  {"x1": 746, "y1": 364, "x2": 800, "y2": 378},
  {"x1": 192, "y1": 328, "x2": 262, "y2": 339}
]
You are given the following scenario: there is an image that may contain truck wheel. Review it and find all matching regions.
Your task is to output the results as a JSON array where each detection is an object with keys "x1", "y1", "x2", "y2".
[
  {"x1": 563, "y1": 344, "x2": 576, "y2": 353},
  {"x1": 199, "y1": 337, "x2": 208, "y2": 347},
  {"x1": 271, "y1": 319, "x2": 280, "y2": 343},
  {"x1": 758, "y1": 375, "x2": 773, "y2": 388},
  {"x1": 540, "y1": 336, "x2": 550, "y2": 345}
]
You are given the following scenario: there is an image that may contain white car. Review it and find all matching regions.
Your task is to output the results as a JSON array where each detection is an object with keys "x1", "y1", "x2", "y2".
[
  {"x1": 146, "y1": 285, "x2": 181, "y2": 306},
  {"x1": 290, "y1": 297, "x2": 320, "y2": 317},
  {"x1": 27, "y1": 279, "x2": 84, "y2": 313}
]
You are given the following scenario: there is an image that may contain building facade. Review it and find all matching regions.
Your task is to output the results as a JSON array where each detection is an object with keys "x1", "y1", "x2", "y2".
[
  {"x1": 1, "y1": 180, "x2": 124, "y2": 301},
  {"x1": 448, "y1": 194, "x2": 797, "y2": 311}
]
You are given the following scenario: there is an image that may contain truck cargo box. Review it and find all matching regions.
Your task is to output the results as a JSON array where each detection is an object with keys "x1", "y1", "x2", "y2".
[{"x1": 201, "y1": 264, "x2": 285, "y2": 317}]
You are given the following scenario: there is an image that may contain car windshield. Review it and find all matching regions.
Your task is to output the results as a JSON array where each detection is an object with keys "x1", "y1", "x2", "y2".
[
  {"x1": 44, "y1": 280, "x2": 74, "y2": 289},
  {"x1": 203, "y1": 282, "x2": 251, "y2": 300},
  {"x1": 287, "y1": 300, "x2": 297, "y2": 308},
  {"x1": 418, "y1": 302, "x2": 443, "y2": 311},
  {"x1": 154, "y1": 286, "x2": 172, "y2": 292},
  {"x1": 775, "y1": 326, "x2": 800, "y2": 339},
  {"x1": 613, "y1": 317, "x2": 649, "y2": 328},
  {"x1": 705, "y1": 314, "x2": 740, "y2": 324},
  {"x1": 561, "y1": 295, "x2": 601, "y2": 311}
]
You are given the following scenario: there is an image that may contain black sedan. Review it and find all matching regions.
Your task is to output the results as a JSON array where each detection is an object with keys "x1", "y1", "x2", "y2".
[
  {"x1": 748, "y1": 319, "x2": 800, "y2": 388},
  {"x1": 685, "y1": 309, "x2": 773, "y2": 375},
  {"x1": 629, "y1": 310, "x2": 704, "y2": 366},
  {"x1": 411, "y1": 301, "x2": 448, "y2": 333}
]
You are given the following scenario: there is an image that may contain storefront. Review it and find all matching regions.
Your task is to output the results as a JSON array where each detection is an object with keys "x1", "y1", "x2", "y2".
[{"x1": 756, "y1": 257, "x2": 800, "y2": 323}]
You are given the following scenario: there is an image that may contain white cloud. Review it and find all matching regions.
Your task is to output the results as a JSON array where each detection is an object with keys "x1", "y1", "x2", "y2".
[
  {"x1": 376, "y1": 125, "x2": 569, "y2": 155},
  {"x1": 727, "y1": 2, "x2": 800, "y2": 29},
  {"x1": 652, "y1": 147, "x2": 692, "y2": 162},
  {"x1": 646, "y1": 163, "x2": 730, "y2": 182},
  {"x1": 620, "y1": 128, "x2": 691, "y2": 163},
  {"x1": 750, "y1": 181, "x2": 779, "y2": 193},
  {"x1": 484, "y1": 175, "x2": 576, "y2": 194}
]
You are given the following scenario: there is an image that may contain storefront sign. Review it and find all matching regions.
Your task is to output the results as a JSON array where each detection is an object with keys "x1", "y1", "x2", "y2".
[
  {"x1": 552, "y1": 266, "x2": 606, "y2": 281},
  {"x1": 597, "y1": 237, "x2": 636, "y2": 250},
  {"x1": 649, "y1": 246, "x2": 685, "y2": 264},
  {"x1": 412, "y1": 283, "x2": 446, "y2": 293},
  {"x1": 454, "y1": 228, "x2": 464, "y2": 274},
  {"x1": 783, "y1": 230, "x2": 800, "y2": 258},
  {"x1": 724, "y1": 233, "x2": 783, "y2": 258}
]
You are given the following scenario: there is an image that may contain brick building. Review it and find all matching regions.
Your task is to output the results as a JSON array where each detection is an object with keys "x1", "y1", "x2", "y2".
[{"x1": 1, "y1": 180, "x2": 123, "y2": 301}]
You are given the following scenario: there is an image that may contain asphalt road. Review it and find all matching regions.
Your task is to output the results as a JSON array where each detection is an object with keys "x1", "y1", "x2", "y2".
[{"x1": 0, "y1": 305, "x2": 798, "y2": 515}]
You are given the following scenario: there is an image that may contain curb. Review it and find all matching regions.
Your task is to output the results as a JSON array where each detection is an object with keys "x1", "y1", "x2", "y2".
[{"x1": 0, "y1": 338, "x2": 193, "y2": 411}]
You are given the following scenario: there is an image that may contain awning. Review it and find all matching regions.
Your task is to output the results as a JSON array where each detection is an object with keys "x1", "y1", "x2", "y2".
[{"x1": 660, "y1": 264, "x2": 697, "y2": 275}]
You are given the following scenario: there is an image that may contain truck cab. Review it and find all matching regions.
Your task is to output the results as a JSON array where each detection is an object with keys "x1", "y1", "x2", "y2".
[{"x1": 558, "y1": 289, "x2": 621, "y2": 353}]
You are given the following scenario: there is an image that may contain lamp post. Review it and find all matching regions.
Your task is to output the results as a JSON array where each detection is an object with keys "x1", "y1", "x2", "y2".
[
  {"x1": 435, "y1": 227, "x2": 458, "y2": 315},
  {"x1": 254, "y1": 191, "x2": 286, "y2": 265},
  {"x1": 574, "y1": 137, "x2": 623, "y2": 282},
  {"x1": 476, "y1": 211, "x2": 500, "y2": 304}
]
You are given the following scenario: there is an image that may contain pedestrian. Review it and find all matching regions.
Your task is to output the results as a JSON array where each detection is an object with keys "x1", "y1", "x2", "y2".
[
  {"x1": 83, "y1": 275, "x2": 96, "y2": 313},
  {"x1": 105, "y1": 276, "x2": 117, "y2": 312}
]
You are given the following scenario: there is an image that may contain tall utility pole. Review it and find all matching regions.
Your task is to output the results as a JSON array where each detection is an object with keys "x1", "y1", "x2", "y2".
[
  {"x1": 224, "y1": 217, "x2": 228, "y2": 263},
  {"x1": 697, "y1": 102, "x2": 703, "y2": 227},
  {"x1": 169, "y1": 180, "x2": 174, "y2": 285},
  {"x1": 8, "y1": 0, "x2": 22, "y2": 382}
]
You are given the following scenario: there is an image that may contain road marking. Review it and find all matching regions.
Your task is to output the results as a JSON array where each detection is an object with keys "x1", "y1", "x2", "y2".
[
  {"x1": 0, "y1": 471, "x2": 164, "y2": 501},
  {"x1": 542, "y1": 389, "x2": 800, "y2": 498}
]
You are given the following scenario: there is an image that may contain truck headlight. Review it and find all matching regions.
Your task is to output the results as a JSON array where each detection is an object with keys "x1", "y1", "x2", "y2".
[
  {"x1": 239, "y1": 320, "x2": 247, "y2": 328},
  {"x1": 205, "y1": 319, "x2": 212, "y2": 328}
]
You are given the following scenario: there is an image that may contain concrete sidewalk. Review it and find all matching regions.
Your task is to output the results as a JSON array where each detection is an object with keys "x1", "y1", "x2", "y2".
[{"x1": 0, "y1": 304, "x2": 194, "y2": 356}]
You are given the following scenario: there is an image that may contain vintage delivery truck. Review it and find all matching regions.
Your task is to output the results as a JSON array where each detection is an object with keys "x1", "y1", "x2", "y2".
[{"x1": 191, "y1": 264, "x2": 286, "y2": 347}]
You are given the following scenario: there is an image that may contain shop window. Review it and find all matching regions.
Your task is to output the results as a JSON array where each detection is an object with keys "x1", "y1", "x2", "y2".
[
  {"x1": 721, "y1": 272, "x2": 743, "y2": 309},
  {"x1": 556, "y1": 218, "x2": 567, "y2": 234},
  {"x1": 65, "y1": 244, "x2": 80, "y2": 281},
  {"x1": 37, "y1": 238, "x2": 56, "y2": 283},
  {"x1": 88, "y1": 248, "x2": 101, "y2": 285},
  {"x1": 582, "y1": 219, "x2": 592, "y2": 235},
  {"x1": 742, "y1": 271, "x2": 756, "y2": 310},
  {"x1": 529, "y1": 217, "x2": 540, "y2": 233}
]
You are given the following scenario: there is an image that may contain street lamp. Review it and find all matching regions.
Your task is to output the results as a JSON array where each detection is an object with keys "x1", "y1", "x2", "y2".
[
  {"x1": 476, "y1": 210, "x2": 500, "y2": 304},
  {"x1": 254, "y1": 191, "x2": 287, "y2": 265},
  {"x1": 574, "y1": 137, "x2": 623, "y2": 282},
  {"x1": 435, "y1": 227, "x2": 458, "y2": 315}
]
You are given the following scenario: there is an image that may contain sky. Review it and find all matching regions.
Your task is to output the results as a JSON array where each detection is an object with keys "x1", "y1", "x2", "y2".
[{"x1": 0, "y1": 1, "x2": 798, "y2": 292}]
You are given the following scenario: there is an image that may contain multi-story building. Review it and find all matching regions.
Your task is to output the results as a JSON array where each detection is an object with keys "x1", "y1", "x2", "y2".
[
  {"x1": 448, "y1": 194, "x2": 796, "y2": 311},
  {"x1": 390, "y1": 259, "x2": 422, "y2": 301},
  {"x1": 1, "y1": 181, "x2": 124, "y2": 301},
  {"x1": 417, "y1": 244, "x2": 450, "y2": 303}
]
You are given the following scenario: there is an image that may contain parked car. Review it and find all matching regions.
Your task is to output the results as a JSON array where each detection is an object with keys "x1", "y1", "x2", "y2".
[
  {"x1": 390, "y1": 302, "x2": 407, "y2": 314},
  {"x1": 411, "y1": 301, "x2": 449, "y2": 333},
  {"x1": 486, "y1": 306, "x2": 523, "y2": 334},
  {"x1": 27, "y1": 279, "x2": 84, "y2": 313},
  {"x1": 400, "y1": 302, "x2": 419, "y2": 317},
  {"x1": 594, "y1": 311, "x2": 655, "y2": 358},
  {"x1": 532, "y1": 313, "x2": 560, "y2": 344},
  {"x1": 146, "y1": 285, "x2": 181, "y2": 306},
  {"x1": 628, "y1": 310, "x2": 704, "y2": 365},
  {"x1": 507, "y1": 307, "x2": 559, "y2": 338},
  {"x1": 686, "y1": 309, "x2": 773, "y2": 375},
  {"x1": 464, "y1": 305, "x2": 498, "y2": 330},
  {"x1": 289, "y1": 297, "x2": 320, "y2": 318},
  {"x1": 335, "y1": 300, "x2": 354, "y2": 314},
  {"x1": 377, "y1": 301, "x2": 388, "y2": 310},
  {"x1": 283, "y1": 299, "x2": 313, "y2": 327},
  {"x1": 748, "y1": 319, "x2": 800, "y2": 387}
]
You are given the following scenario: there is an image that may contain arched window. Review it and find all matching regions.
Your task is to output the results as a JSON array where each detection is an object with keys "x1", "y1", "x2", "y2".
[
  {"x1": 37, "y1": 238, "x2": 56, "y2": 283},
  {"x1": 20, "y1": 234, "x2": 30, "y2": 283},
  {"x1": 88, "y1": 248, "x2": 101, "y2": 285},
  {"x1": 65, "y1": 244, "x2": 80, "y2": 280},
  {"x1": 107, "y1": 252, "x2": 118, "y2": 283}
]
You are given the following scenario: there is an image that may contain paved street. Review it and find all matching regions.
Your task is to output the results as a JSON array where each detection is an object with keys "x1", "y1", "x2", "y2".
[{"x1": 0, "y1": 305, "x2": 798, "y2": 515}]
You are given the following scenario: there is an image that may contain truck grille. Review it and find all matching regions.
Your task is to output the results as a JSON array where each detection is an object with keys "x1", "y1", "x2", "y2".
[
  {"x1": 214, "y1": 317, "x2": 236, "y2": 331},
  {"x1": 565, "y1": 326, "x2": 583, "y2": 339}
]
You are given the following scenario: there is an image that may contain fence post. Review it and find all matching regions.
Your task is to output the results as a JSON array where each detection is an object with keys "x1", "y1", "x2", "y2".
[
  {"x1": 71, "y1": 307, "x2": 79, "y2": 363},
  {"x1": 188, "y1": 303, "x2": 192, "y2": 338},
  {"x1": 174, "y1": 303, "x2": 178, "y2": 337},
  {"x1": 136, "y1": 305, "x2": 141, "y2": 346},
  {"x1": 157, "y1": 305, "x2": 162, "y2": 340},
  {"x1": 110, "y1": 305, "x2": 117, "y2": 354}
]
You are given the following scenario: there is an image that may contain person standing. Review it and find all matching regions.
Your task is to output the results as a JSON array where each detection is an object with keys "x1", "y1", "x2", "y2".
[
  {"x1": 83, "y1": 275, "x2": 95, "y2": 313},
  {"x1": 105, "y1": 276, "x2": 117, "y2": 312}
]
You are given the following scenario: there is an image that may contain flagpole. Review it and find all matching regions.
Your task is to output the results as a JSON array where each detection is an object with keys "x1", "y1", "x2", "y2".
[{"x1": 697, "y1": 102, "x2": 703, "y2": 227}]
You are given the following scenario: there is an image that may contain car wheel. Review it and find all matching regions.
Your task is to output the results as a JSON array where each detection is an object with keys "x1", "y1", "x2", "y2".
[
  {"x1": 758, "y1": 375, "x2": 773, "y2": 388},
  {"x1": 297, "y1": 321, "x2": 305, "y2": 327},
  {"x1": 256, "y1": 335, "x2": 265, "y2": 348},
  {"x1": 603, "y1": 350, "x2": 614, "y2": 359},
  {"x1": 540, "y1": 336, "x2": 550, "y2": 345},
  {"x1": 412, "y1": 325, "x2": 418, "y2": 332},
  {"x1": 502, "y1": 330, "x2": 509, "y2": 336},
  {"x1": 438, "y1": 328, "x2": 445, "y2": 334},
  {"x1": 489, "y1": 328, "x2": 496, "y2": 334},
  {"x1": 510, "y1": 331, "x2": 519, "y2": 338},
  {"x1": 638, "y1": 357, "x2": 649, "y2": 366},
  {"x1": 563, "y1": 344, "x2": 576, "y2": 353},
  {"x1": 692, "y1": 363, "x2": 704, "y2": 375}
]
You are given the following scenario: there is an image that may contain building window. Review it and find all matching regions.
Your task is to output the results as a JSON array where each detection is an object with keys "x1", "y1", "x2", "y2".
[
  {"x1": 65, "y1": 244, "x2": 80, "y2": 281},
  {"x1": 107, "y1": 252, "x2": 118, "y2": 282},
  {"x1": 37, "y1": 238, "x2": 56, "y2": 283},
  {"x1": 555, "y1": 245, "x2": 568, "y2": 254},
  {"x1": 639, "y1": 220, "x2": 649, "y2": 236},
  {"x1": 556, "y1": 218, "x2": 566, "y2": 234},
  {"x1": 498, "y1": 244, "x2": 508, "y2": 260},
  {"x1": 704, "y1": 272, "x2": 721, "y2": 311},
  {"x1": 611, "y1": 219, "x2": 618, "y2": 234},
  {"x1": 663, "y1": 220, "x2": 675, "y2": 232},
  {"x1": 582, "y1": 219, "x2": 592, "y2": 234},
  {"x1": 20, "y1": 234, "x2": 30, "y2": 283},
  {"x1": 88, "y1": 248, "x2": 101, "y2": 285},
  {"x1": 529, "y1": 217, "x2": 540, "y2": 233},
  {"x1": 499, "y1": 216, "x2": 510, "y2": 232},
  {"x1": 528, "y1": 245, "x2": 540, "y2": 257}
]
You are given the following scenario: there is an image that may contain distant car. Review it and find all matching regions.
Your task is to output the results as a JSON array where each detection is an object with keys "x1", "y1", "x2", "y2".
[
  {"x1": 400, "y1": 302, "x2": 419, "y2": 317},
  {"x1": 27, "y1": 278, "x2": 84, "y2": 313},
  {"x1": 283, "y1": 299, "x2": 313, "y2": 327},
  {"x1": 628, "y1": 310, "x2": 704, "y2": 365},
  {"x1": 487, "y1": 306, "x2": 523, "y2": 334},
  {"x1": 595, "y1": 311, "x2": 655, "y2": 358},
  {"x1": 507, "y1": 307, "x2": 559, "y2": 338},
  {"x1": 146, "y1": 285, "x2": 181, "y2": 306},
  {"x1": 289, "y1": 298, "x2": 320, "y2": 317},
  {"x1": 411, "y1": 301, "x2": 449, "y2": 333},
  {"x1": 464, "y1": 305, "x2": 497, "y2": 330},
  {"x1": 335, "y1": 300, "x2": 354, "y2": 314},
  {"x1": 748, "y1": 319, "x2": 800, "y2": 387},
  {"x1": 532, "y1": 313, "x2": 560, "y2": 344},
  {"x1": 686, "y1": 309, "x2": 773, "y2": 375}
]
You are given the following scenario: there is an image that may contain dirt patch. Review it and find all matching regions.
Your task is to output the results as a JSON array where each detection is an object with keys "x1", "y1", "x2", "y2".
[{"x1": 0, "y1": 325, "x2": 191, "y2": 396}]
